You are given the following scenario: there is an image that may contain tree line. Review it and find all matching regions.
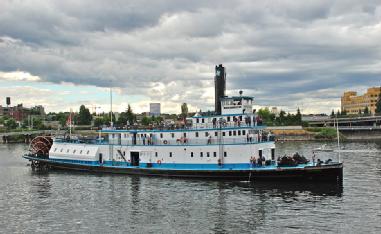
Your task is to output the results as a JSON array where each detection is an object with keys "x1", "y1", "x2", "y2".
[{"x1": 257, "y1": 108, "x2": 302, "y2": 126}]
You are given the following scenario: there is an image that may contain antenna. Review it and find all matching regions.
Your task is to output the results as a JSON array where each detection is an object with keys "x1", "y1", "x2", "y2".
[
  {"x1": 110, "y1": 87, "x2": 113, "y2": 127},
  {"x1": 336, "y1": 116, "x2": 341, "y2": 162}
]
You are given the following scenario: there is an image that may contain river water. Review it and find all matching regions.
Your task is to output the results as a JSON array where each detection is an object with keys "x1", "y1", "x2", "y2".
[{"x1": 0, "y1": 142, "x2": 380, "y2": 233}]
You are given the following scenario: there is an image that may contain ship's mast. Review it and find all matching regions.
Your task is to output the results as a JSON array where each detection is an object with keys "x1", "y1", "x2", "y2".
[
  {"x1": 336, "y1": 117, "x2": 341, "y2": 162},
  {"x1": 110, "y1": 87, "x2": 113, "y2": 127}
]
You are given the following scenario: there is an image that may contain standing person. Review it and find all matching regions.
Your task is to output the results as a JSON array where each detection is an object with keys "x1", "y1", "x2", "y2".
[
  {"x1": 142, "y1": 135, "x2": 146, "y2": 145},
  {"x1": 246, "y1": 133, "x2": 250, "y2": 143},
  {"x1": 312, "y1": 152, "x2": 316, "y2": 166}
]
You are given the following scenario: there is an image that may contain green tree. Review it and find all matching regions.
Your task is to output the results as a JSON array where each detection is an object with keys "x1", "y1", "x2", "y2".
[
  {"x1": 257, "y1": 108, "x2": 275, "y2": 125},
  {"x1": 93, "y1": 117, "x2": 105, "y2": 127},
  {"x1": 181, "y1": 103, "x2": 188, "y2": 120},
  {"x1": 126, "y1": 105, "x2": 135, "y2": 125},
  {"x1": 331, "y1": 109, "x2": 335, "y2": 117},
  {"x1": 141, "y1": 116, "x2": 151, "y2": 126},
  {"x1": 32, "y1": 118, "x2": 45, "y2": 130},
  {"x1": 376, "y1": 97, "x2": 381, "y2": 114},
  {"x1": 295, "y1": 108, "x2": 302, "y2": 125},
  {"x1": 78, "y1": 105, "x2": 92, "y2": 125},
  {"x1": 364, "y1": 106, "x2": 369, "y2": 115},
  {"x1": 5, "y1": 118, "x2": 17, "y2": 130}
]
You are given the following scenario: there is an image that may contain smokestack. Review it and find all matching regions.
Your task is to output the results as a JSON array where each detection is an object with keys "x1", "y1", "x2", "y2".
[
  {"x1": 6, "y1": 97, "x2": 10, "y2": 106},
  {"x1": 214, "y1": 64, "x2": 226, "y2": 115}
]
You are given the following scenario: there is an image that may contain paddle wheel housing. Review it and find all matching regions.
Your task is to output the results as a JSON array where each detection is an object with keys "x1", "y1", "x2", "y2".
[
  {"x1": 28, "y1": 136, "x2": 53, "y2": 158},
  {"x1": 27, "y1": 136, "x2": 53, "y2": 170}
]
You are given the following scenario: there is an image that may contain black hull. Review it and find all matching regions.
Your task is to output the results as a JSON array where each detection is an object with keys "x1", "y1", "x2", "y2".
[{"x1": 25, "y1": 156, "x2": 343, "y2": 182}]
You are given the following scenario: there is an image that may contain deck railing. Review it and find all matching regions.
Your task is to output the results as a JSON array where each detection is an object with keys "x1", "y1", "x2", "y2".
[{"x1": 55, "y1": 135, "x2": 275, "y2": 146}]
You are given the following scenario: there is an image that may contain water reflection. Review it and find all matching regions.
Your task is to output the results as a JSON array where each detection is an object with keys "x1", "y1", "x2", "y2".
[
  {"x1": 30, "y1": 171, "x2": 52, "y2": 199},
  {"x1": 249, "y1": 181, "x2": 342, "y2": 197}
]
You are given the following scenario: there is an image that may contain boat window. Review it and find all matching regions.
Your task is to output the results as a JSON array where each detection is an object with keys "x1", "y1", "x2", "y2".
[
  {"x1": 242, "y1": 130, "x2": 246, "y2": 135},
  {"x1": 112, "y1": 134, "x2": 115, "y2": 138},
  {"x1": 229, "y1": 131, "x2": 232, "y2": 136},
  {"x1": 196, "y1": 118, "x2": 199, "y2": 123},
  {"x1": 224, "y1": 151, "x2": 227, "y2": 157},
  {"x1": 213, "y1": 152, "x2": 217, "y2": 157},
  {"x1": 183, "y1": 133, "x2": 186, "y2": 137},
  {"x1": 169, "y1": 152, "x2": 173, "y2": 157},
  {"x1": 123, "y1": 151, "x2": 126, "y2": 156},
  {"x1": 207, "y1": 152, "x2": 210, "y2": 157},
  {"x1": 160, "y1": 133, "x2": 163, "y2": 138},
  {"x1": 54, "y1": 148, "x2": 57, "y2": 152},
  {"x1": 271, "y1": 149, "x2": 275, "y2": 160},
  {"x1": 155, "y1": 152, "x2": 158, "y2": 157},
  {"x1": 171, "y1": 133, "x2": 175, "y2": 138},
  {"x1": 195, "y1": 132, "x2": 199, "y2": 137},
  {"x1": 80, "y1": 150, "x2": 82, "y2": 154},
  {"x1": 239, "y1": 116, "x2": 242, "y2": 121},
  {"x1": 200, "y1": 152, "x2": 203, "y2": 157},
  {"x1": 73, "y1": 150, "x2": 76, "y2": 154},
  {"x1": 66, "y1": 149, "x2": 69, "y2": 153},
  {"x1": 191, "y1": 152, "x2": 194, "y2": 157},
  {"x1": 223, "y1": 132, "x2": 226, "y2": 136},
  {"x1": 87, "y1": 150, "x2": 90, "y2": 154},
  {"x1": 259, "y1": 150, "x2": 263, "y2": 158},
  {"x1": 214, "y1": 132, "x2": 218, "y2": 137},
  {"x1": 205, "y1": 132, "x2": 209, "y2": 137},
  {"x1": 233, "y1": 131, "x2": 237, "y2": 136},
  {"x1": 238, "y1": 130, "x2": 241, "y2": 136},
  {"x1": 202, "y1": 118, "x2": 205, "y2": 123},
  {"x1": 60, "y1": 149, "x2": 63, "y2": 152},
  {"x1": 227, "y1": 117, "x2": 230, "y2": 121}
]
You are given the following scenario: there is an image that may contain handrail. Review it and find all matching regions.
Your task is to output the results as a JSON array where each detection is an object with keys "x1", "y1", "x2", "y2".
[{"x1": 54, "y1": 136, "x2": 275, "y2": 146}]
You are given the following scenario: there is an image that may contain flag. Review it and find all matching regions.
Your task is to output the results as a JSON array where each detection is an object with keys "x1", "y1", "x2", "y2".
[{"x1": 66, "y1": 110, "x2": 72, "y2": 126}]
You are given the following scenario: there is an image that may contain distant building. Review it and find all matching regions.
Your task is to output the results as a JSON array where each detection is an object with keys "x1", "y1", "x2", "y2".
[
  {"x1": 149, "y1": 103, "x2": 161, "y2": 117},
  {"x1": 0, "y1": 104, "x2": 30, "y2": 122},
  {"x1": 271, "y1": 107, "x2": 279, "y2": 116},
  {"x1": 30, "y1": 105, "x2": 45, "y2": 116},
  {"x1": 341, "y1": 87, "x2": 381, "y2": 115}
]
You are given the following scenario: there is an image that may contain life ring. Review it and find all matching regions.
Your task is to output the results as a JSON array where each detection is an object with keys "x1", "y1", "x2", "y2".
[
  {"x1": 157, "y1": 160, "x2": 162, "y2": 165},
  {"x1": 163, "y1": 140, "x2": 168, "y2": 145}
]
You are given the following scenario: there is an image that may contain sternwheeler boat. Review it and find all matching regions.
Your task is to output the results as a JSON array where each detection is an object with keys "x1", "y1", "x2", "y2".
[{"x1": 23, "y1": 65, "x2": 343, "y2": 182}]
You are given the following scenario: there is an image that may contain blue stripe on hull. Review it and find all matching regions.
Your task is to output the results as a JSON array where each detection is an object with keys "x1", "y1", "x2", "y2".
[{"x1": 44, "y1": 158, "x2": 311, "y2": 171}]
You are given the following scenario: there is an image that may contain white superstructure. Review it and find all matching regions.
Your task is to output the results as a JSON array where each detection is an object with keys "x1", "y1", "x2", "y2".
[{"x1": 48, "y1": 95, "x2": 274, "y2": 169}]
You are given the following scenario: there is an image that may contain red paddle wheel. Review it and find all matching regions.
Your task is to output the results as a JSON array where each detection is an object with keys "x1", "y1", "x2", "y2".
[
  {"x1": 28, "y1": 136, "x2": 53, "y2": 170},
  {"x1": 28, "y1": 136, "x2": 53, "y2": 157}
]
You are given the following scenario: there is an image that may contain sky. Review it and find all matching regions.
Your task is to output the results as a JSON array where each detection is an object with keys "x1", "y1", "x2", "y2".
[{"x1": 0, "y1": 0, "x2": 380, "y2": 114}]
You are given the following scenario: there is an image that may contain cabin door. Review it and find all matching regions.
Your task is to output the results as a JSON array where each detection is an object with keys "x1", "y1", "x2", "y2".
[{"x1": 130, "y1": 152, "x2": 140, "y2": 166}]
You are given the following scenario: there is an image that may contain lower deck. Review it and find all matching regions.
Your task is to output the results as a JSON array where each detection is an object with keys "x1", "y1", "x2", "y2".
[{"x1": 23, "y1": 154, "x2": 343, "y2": 182}]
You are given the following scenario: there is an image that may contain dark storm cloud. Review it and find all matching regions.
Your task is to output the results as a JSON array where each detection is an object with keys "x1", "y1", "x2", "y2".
[{"x1": 0, "y1": 0, "x2": 381, "y2": 113}]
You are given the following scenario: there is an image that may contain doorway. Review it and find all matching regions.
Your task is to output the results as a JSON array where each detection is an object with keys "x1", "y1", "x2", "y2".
[
  {"x1": 99, "y1": 153, "x2": 103, "y2": 164},
  {"x1": 130, "y1": 152, "x2": 140, "y2": 166}
]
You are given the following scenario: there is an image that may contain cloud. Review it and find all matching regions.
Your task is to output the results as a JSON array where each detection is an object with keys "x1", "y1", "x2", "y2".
[
  {"x1": 0, "y1": 71, "x2": 41, "y2": 81},
  {"x1": 0, "y1": 0, "x2": 381, "y2": 114}
]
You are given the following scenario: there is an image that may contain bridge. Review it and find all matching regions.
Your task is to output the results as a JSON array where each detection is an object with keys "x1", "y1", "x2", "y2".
[{"x1": 306, "y1": 115, "x2": 381, "y2": 127}]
